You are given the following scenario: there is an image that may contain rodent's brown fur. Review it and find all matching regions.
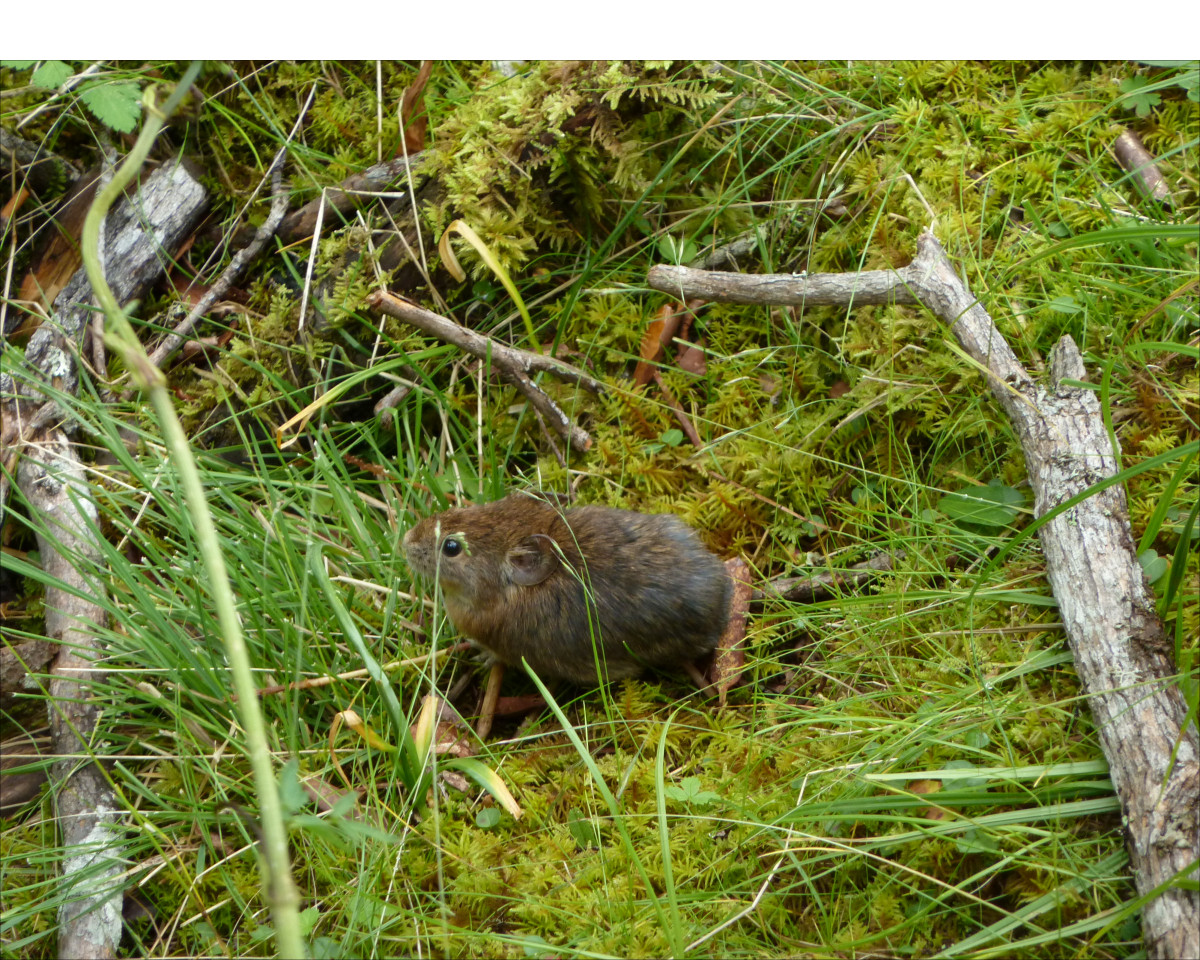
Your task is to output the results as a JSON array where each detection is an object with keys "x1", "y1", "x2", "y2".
[{"x1": 403, "y1": 493, "x2": 732, "y2": 684}]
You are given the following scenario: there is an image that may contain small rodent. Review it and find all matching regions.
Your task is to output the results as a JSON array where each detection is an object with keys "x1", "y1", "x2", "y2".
[{"x1": 403, "y1": 493, "x2": 732, "y2": 684}]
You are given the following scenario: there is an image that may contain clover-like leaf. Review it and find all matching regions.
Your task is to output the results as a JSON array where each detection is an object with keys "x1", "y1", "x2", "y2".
[
  {"x1": 665, "y1": 775, "x2": 721, "y2": 806},
  {"x1": 1118, "y1": 75, "x2": 1162, "y2": 118}
]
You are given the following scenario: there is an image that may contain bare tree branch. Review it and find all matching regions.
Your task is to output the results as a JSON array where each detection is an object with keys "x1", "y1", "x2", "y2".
[
  {"x1": 365, "y1": 290, "x2": 603, "y2": 453},
  {"x1": 649, "y1": 233, "x2": 1199, "y2": 960}
]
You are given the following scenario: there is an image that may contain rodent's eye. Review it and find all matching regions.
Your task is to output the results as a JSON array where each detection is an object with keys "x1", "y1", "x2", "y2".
[{"x1": 441, "y1": 537, "x2": 464, "y2": 558}]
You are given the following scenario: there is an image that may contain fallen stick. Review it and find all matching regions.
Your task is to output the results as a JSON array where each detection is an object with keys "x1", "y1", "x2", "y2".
[
  {"x1": 1112, "y1": 129, "x2": 1173, "y2": 206},
  {"x1": 649, "y1": 233, "x2": 1199, "y2": 960},
  {"x1": 755, "y1": 551, "x2": 901, "y2": 603},
  {"x1": 1, "y1": 157, "x2": 209, "y2": 960},
  {"x1": 16, "y1": 432, "x2": 122, "y2": 960},
  {"x1": 147, "y1": 148, "x2": 289, "y2": 370},
  {"x1": 365, "y1": 290, "x2": 604, "y2": 453}
]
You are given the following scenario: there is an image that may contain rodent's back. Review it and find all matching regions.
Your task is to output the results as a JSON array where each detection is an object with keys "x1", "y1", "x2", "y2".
[{"x1": 403, "y1": 495, "x2": 731, "y2": 683}]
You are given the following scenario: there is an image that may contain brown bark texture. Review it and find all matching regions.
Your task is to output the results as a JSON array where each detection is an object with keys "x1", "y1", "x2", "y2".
[{"x1": 648, "y1": 233, "x2": 1199, "y2": 959}]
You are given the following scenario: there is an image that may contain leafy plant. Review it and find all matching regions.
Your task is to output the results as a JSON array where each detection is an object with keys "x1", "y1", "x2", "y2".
[
  {"x1": 664, "y1": 776, "x2": 721, "y2": 807},
  {"x1": 1, "y1": 59, "x2": 144, "y2": 132}
]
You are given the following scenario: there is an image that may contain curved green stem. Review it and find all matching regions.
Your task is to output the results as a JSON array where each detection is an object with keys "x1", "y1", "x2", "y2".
[{"x1": 79, "y1": 62, "x2": 304, "y2": 960}]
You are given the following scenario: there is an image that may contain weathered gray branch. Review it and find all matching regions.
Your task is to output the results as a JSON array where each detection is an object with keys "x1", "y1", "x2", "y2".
[
  {"x1": 1, "y1": 159, "x2": 208, "y2": 408},
  {"x1": 650, "y1": 233, "x2": 1199, "y2": 960},
  {"x1": 16, "y1": 433, "x2": 122, "y2": 960},
  {"x1": 1, "y1": 157, "x2": 209, "y2": 960}
]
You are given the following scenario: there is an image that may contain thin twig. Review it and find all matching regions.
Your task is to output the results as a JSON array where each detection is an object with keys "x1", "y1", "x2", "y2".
[
  {"x1": 253, "y1": 642, "x2": 473, "y2": 697},
  {"x1": 755, "y1": 551, "x2": 901, "y2": 602},
  {"x1": 1112, "y1": 129, "x2": 1174, "y2": 206},
  {"x1": 146, "y1": 150, "x2": 288, "y2": 369},
  {"x1": 366, "y1": 290, "x2": 603, "y2": 453}
]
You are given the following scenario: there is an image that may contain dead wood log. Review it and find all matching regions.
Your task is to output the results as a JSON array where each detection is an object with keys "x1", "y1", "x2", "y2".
[
  {"x1": 649, "y1": 233, "x2": 1199, "y2": 960},
  {"x1": 1, "y1": 158, "x2": 208, "y2": 410},
  {"x1": 1, "y1": 157, "x2": 208, "y2": 960},
  {"x1": 16, "y1": 432, "x2": 122, "y2": 960}
]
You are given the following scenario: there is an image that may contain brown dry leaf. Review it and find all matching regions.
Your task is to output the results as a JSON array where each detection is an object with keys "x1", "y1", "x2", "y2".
[
  {"x1": 300, "y1": 772, "x2": 362, "y2": 818},
  {"x1": 0, "y1": 186, "x2": 30, "y2": 224},
  {"x1": 676, "y1": 338, "x2": 707, "y2": 375},
  {"x1": 632, "y1": 304, "x2": 682, "y2": 386},
  {"x1": 829, "y1": 380, "x2": 851, "y2": 399},
  {"x1": 493, "y1": 694, "x2": 546, "y2": 717},
  {"x1": 17, "y1": 169, "x2": 100, "y2": 309},
  {"x1": 909, "y1": 778, "x2": 948, "y2": 820},
  {"x1": 714, "y1": 557, "x2": 753, "y2": 706},
  {"x1": 400, "y1": 60, "x2": 433, "y2": 155}
]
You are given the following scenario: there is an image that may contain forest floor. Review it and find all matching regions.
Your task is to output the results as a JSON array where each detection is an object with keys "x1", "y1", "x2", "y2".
[{"x1": 1, "y1": 60, "x2": 1197, "y2": 959}]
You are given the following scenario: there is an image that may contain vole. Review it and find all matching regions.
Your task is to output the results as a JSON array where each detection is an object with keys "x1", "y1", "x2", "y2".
[{"x1": 402, "y1": 493, "x2": 732, "y2": 684}]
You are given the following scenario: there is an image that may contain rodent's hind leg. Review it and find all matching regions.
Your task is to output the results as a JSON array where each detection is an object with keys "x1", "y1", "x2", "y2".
[
  {"x1": 681, "y1": 659, "x2": 711, "y2": 691},
  {"x1": 475, "y1": 662, "x2": 506, "y2": 739}
]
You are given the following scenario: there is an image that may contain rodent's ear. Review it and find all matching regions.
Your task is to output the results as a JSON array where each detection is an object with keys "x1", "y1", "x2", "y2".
[{"x1": 506, "y1": 534, "x2": 559, "y2": 587}]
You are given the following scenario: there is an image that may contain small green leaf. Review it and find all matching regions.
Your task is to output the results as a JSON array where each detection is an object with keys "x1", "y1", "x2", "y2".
[
  {"x1": 1118, "y1": 75, "x2": 1162, "y2": 118},
  {"x1": 278, "y1": 759, "x2": 310, "y2": 815},
  {"x1": 32, "y1": 60, "x2": 72, "y2": 89},
  {"x1": 2, "y1": 60, "x2": 37, "y2": 71},
  {"x1": 520, "y1": 935, "x2": 555, "y2": 958},
  {"x1": 1046, "y1": 221, "x2": 1071, "y2": 238},
  {"x1": 1166, "y1": 505, "x2": 1200, "y2": 540},
  {"x1": 657, "y1": 235, "x2": 698, "y2": 264},
  {"x1": 566, "y1": 809, "x2": 600, "y2": 849},
  {"x1": 1179, "y1": 71, "x2": 1199, "y2": 103},
  {"x1": 943, "y1": 760, "x2": 989, "y2": 789},
  {"x1": 1138, "y1": 549, "x2": 1169, "y2": 584},
  {"x1": 310, "y1": 937, "x2": 343, "y2": 960},
  {"x1": 964, "y1": 729, "x2": 991, "y2": 750},
  {"x1": 248, "y1": 923, "x2": 274, "y2": 942},
  {"x1": 78, "y1": 81, "x2": 143, "y2": 133},
  {"x1": 851, "y1": 481, "x2": 880, "y2": 504},
  {"x1": 939, "y1": 481, "x2": 1023, "y2": 529},
  {"x1": 955, "y1": 827, "x2": 1000, "y2": 855},
  {"x1": 665, "y1": 775, "x2": 720, "y2": 806},
  {"x1": 297, "y1": 906, "x2": 320, "y2": 937},
  {"x1": 475, "y1": 807, "x2": 502, "y2": 829},
  {"x1": 1045, "y1": 295, "x2": 1081, "y2": 314},
  {"x1": 660, "y1": 428, "x2": 684, "y2": 447}
]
